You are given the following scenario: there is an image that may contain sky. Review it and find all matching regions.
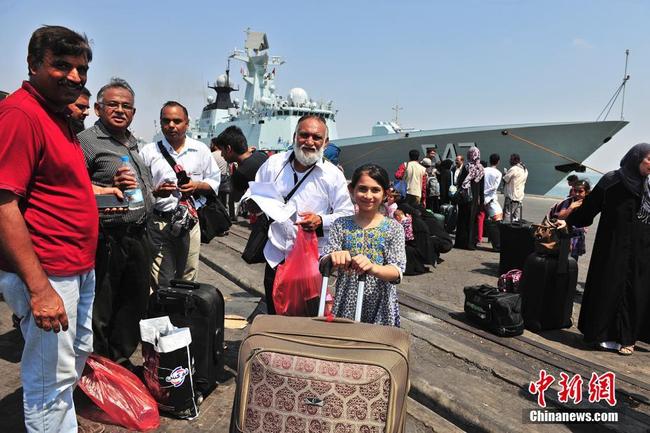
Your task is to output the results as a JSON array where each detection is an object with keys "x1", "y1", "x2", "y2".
[{"x1": 1, "y1": 0, "x2": 648, "y2": 174}]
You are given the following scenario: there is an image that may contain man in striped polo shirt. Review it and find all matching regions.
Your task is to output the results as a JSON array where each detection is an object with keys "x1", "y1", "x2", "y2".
[{"x1": 78, "y1": 77, "x2": 154, "y2": 369}]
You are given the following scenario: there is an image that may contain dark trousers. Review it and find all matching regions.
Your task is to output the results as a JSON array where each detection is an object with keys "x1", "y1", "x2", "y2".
[
  {"x1": 405, "y1": 194, "x2": 421, "y2": 206},
  {"x1": 218, "y1": 191, "x2": 229, "y2": 211},
  {"x1": 263, "y1": 262, "x2": 279, "y2": 315},
  {"x1": 426, "y1": 197, "x2": 440, "y2": 213},
  {"x1": 94, "y1": 225, "x2": 152, "y2": 363}
]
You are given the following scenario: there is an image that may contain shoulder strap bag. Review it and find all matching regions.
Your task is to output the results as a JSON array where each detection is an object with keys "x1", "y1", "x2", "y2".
[
  {"x1": 156, "y1": 141, "x2": 199, "y2": 237},
  {"x1": 157, "y1": 142, "x2": 233, "y2": 243}
]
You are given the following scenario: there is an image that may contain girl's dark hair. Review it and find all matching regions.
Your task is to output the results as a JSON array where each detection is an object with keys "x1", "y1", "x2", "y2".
[
  {"x1": 573, "y1": 179, "x2": 591, "y2": 192},
  {"x1": 350, "y1": 164, "x2": 390, "y2": 191}
]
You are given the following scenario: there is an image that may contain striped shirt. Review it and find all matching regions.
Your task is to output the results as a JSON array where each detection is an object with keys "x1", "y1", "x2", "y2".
[{"x1": 79, "y1": 121, "x2": 154, "y2": 226}]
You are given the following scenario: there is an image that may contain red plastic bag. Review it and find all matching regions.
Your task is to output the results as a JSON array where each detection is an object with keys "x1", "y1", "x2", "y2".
[
  {"x1": 273, "y1": 227, "x2": 322, "y2": 316},
  {"x1": 77, "y1": 354, "x2": 160, "y2": 431}
]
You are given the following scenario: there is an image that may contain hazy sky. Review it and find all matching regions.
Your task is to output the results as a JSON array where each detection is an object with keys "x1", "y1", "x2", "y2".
[{"x1": 1, "y1": 0, "x2": 648, "y2": 172}]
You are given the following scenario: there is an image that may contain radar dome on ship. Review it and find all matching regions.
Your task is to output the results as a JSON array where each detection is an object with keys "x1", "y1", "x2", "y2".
[
  {"x1": 216, "y1": 74, "x2": 233, "y2": 88},
  {"x1": 288, "y1": 88, "x2": 309, "y2": 106}
]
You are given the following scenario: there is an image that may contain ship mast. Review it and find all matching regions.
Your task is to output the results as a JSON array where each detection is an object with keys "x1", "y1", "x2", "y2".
[
  {"x1": 620, "y1": 49, "x2": 630, "y2": 120},
  {"x1": 596, "y1": 49, "x2": 631, "y2": 121},
  {"x1": 392, "y1": 103, "x2": 403, "y2": 125}
]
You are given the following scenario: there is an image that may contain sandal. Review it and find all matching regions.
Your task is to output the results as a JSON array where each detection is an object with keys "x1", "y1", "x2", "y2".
[{"x1": 618, "y1": 345, "x2": 635, "y2": 356}]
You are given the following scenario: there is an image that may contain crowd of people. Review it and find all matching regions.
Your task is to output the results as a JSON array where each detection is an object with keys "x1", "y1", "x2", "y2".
[
  {"x1": 390, "y1": 145, "x2": 529, "y2": 253},
  {"x1": 388, "y1": 143, "x2": 649, "y2": 359},
  {"x1": 0, "y1": 24, "x2": 648, "y2": 433}
]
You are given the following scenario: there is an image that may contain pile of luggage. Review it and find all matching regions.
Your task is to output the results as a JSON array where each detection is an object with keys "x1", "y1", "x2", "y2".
[
  {"x1": 79, "y1": 270, "x2": 412, "y2": 432},
  {"x1": 464, "y1": 219, "x2": 578, "y2": 337}
]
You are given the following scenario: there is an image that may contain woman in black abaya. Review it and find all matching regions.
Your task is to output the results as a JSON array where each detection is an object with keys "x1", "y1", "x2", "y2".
[
  {"x1": 567, "y1": 143, "x2": 650, "y2": 355},
  {"x1": 454, "y1": 147, "x2": 484, "y2": 250},
  {"x1": 438, "y1": 159, "x2": 453, "y2": 205}
]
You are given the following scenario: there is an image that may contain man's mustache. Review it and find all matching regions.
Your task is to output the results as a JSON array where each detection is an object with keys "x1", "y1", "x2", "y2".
[{"x1": 57, "y1": 79, "x2": 83, "y2": 90}]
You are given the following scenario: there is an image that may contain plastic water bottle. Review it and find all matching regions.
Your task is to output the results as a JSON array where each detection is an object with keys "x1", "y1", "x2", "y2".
[{"x1": 120, "y1": 155, "x2": 144, "y2": 207}]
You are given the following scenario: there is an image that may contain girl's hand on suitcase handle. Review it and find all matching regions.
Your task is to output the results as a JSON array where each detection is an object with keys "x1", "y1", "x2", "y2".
[
  {"x1": 351, "y1": 254, "x2": 374, "y2": 275},
  {"x1": 330, "y1": 251, "x2": 352, "y2": 272}
]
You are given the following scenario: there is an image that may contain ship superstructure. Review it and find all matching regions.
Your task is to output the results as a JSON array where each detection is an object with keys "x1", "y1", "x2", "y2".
[{"x1": 190, "y1": 30, "x2": 337, "y2": 149}]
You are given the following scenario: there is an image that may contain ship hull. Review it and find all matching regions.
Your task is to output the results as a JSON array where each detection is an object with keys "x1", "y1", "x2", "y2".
[{"x1": 334, "y1": 120, "x2": 627, "y2": 195}]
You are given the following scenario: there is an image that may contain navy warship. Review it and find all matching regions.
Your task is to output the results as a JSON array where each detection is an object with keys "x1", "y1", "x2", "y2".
[{"x1": 188, "y1": 30, "x2": 628, "y2": 195}]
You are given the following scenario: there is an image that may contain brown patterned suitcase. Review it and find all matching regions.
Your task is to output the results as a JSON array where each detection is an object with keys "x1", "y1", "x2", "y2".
[{"x1": 230, "y1": 273, "x2": 411, "y2": 433}]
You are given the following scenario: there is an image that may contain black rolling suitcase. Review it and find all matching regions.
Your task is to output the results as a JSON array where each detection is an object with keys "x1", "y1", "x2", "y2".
[
  {"x1": 439, "y1": 203, "x2": 458, "y2": 233},
  {"x1": 498, "y1": 220, "x2": 535, "y2": 275},
  {"x1": 149, "y1": 279, "x2": 225, "y2": 402},
  {"x1": 520, "y1": 239, "x2": 578, "y2": 331}
]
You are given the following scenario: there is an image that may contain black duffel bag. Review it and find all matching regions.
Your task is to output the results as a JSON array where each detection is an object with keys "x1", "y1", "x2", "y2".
[
  {"x1": 463, "y1": 284, "x2": 524, "y2": 337},
  {"x1": 198, "y1": 194, "x2": 232, "y2": 244},
  {"x1": 241, "y1": 214, "x2": 272, "y2": 264}
]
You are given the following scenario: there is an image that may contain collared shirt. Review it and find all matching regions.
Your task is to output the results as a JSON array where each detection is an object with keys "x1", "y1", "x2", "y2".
[
  {"x1": 451, "y1": 165, "x2": 462, "y2": 185},
  {"x1": 140, "y1": 136, "x2": 220, "y2": 212},
  {"x1": 251, "y1": 151, "x2": 355, "y2": 268},
  {"x1": 483, "y1": 166, "x2": 502, "y2": 204},
  {"x1": 503, "y1": 163, "x2": 528, "y2": 202},
  {"x1": 0, "y1": 81, "x2": 98, "y2": 276},
  {"x1": 79, "y1": 120, "x2": 154, "y2": 227}
]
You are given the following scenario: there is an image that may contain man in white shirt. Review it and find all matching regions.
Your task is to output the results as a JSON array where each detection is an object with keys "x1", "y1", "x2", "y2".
[
  {"x1": 250, "y1": 115, "x2": 354, "y2": 314},
  {"x1": 483, "y1": 153, "x2": 503, "y2": 251},
  {"x1": 140, "y1": 101, "x2": 220, "y2": 289},
  {"x1": 404, "y1": 149, "x2": 427, "y2": 206},
  {"x1": 502, "y1": 153, "x2": 528, "y2": 222},
  {"x1": 483, "y1": 153, "x2": 503, "y2": 221}
]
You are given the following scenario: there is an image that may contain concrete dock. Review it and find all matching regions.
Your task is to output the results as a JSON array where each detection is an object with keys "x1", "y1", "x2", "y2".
[{"x1": 1, "y1": 194, "x2": 648, "y2": 432}]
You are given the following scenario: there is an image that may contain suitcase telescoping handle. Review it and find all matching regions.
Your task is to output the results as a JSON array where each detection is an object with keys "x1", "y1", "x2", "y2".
[
  {"x1": 169, "y1": 279, "x2": 200, "y2": 290},
  {"x1": 317, "y1": 256, "x2": 367, "y2": 321}
]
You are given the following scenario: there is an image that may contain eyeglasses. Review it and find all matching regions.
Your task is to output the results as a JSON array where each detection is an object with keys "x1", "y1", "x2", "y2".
[{"x1": 98, "y1": 101, "x2": 135, "y2": 112}]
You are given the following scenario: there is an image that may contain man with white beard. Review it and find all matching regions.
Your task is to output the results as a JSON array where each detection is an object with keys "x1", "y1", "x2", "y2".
[{"x1": 248, "y1": 115, "x2": 354, "y2": 314}]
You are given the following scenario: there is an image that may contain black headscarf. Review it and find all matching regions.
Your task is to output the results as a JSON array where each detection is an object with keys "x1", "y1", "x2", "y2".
[
  {"x1": 616, "y1": 143, "x2": 650, "y2": 197},
  {"x1": 439, "y1": 159, "x2": 453, "y2": 171}
]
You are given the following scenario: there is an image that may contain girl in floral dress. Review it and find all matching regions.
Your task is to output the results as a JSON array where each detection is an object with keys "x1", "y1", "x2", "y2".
[{"x1": 322, "y1": 164, "x2": 407, "y2": 327}]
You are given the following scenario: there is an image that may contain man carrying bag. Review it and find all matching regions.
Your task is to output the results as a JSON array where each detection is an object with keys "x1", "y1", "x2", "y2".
[
  {"x1": 241, "y1": 115, "x2": 354, "y2": 314},
  {"x1": 140, "y1": 101, "x2": 221, "y2": 289}
]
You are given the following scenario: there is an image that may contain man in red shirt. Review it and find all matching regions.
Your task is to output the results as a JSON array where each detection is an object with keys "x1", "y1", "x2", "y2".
[{"x1": 0, "y1": 26, "x2": 118, "y2": 433}]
